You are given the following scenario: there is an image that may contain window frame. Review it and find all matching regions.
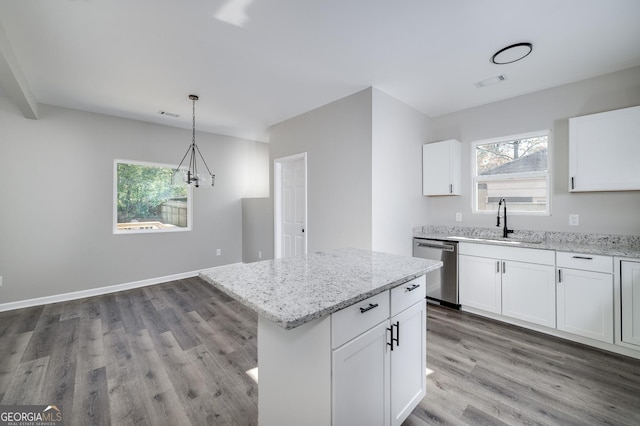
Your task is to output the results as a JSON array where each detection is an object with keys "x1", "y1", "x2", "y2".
[
  {"x1": 471, "y1": 130, "x2": 551, "y2": 216},
  {"x1": 113, "y1": 159, "x2": 193, "y2": 234}
]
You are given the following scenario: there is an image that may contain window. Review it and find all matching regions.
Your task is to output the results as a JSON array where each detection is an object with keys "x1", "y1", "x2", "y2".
[
  {"x1": 114, "y1": 160, "x2": 192, "y2": 233},
  {"x1": 472, "y1": 130, "x2": 550, "y2": 215}
]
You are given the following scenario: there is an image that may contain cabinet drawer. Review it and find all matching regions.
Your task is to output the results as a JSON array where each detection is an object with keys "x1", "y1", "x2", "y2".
[
  {"x1": 556, "y1": 252, "x2": 612, "y2": 273},
  {"x1": 391, "y1": 275, "x2": 426, "y2": 316},
  {"x1": 332, "y1": 291, "x2": 390, "y2": 349}
]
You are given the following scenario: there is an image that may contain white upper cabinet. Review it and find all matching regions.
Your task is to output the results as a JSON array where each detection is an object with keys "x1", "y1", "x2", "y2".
[
  {"x1": 423, "y1": 139, "x2": 461, "y2": 196},
  {"x1": 568, "y1": 105, "x2": 640, "y2": 192}
]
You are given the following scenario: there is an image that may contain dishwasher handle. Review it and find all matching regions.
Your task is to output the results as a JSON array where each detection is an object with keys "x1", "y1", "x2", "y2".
[{"x1": 415, "y1": 242, "x2": 455, "y2": 252}]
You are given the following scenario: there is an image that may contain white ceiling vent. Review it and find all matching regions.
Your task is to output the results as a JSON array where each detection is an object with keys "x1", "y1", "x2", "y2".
[
  {"x1": 158, "y1": 110, "x2": 180, "y2": 118},
  {"x1": 474, "y1": 74, "x2": 507, "y2": 88}
]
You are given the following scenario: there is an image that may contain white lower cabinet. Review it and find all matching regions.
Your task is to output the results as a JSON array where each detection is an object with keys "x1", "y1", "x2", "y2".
[
  {"x1": 458, "y1": 243, "x2": 639, "y2": 359},
  {"x1": 557, "y1": 252, "x2": 614, "y2": 344},
  {"x1": 333, "y1": 321, "x2": 390, "y2": 426},
  {"x1": 502, "y1": 261, "x2": 556, "y2": 328},
  {"x1": 390, "y1": 301, "x2": 426, "y2": 426},
  {"x1": 332, "y1": 301, "x2": 426, "y2": 426},
  {"x1": 332, "y1": 276, "x2": 426, "y2": 426},
  {"x1": 459, "y1": 254, "x2": 501, "y2": 314},
  {"x1": 459, "y1": 243, "x2": 556, "y2": 327},
  {"x1": 621, "y1": 260, "x2": 640, "y2": 347}
]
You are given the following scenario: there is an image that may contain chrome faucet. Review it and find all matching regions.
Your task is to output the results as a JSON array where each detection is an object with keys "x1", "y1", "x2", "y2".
[{"x1": 496, "y1": 198, "x2": 514, "y2": 238}]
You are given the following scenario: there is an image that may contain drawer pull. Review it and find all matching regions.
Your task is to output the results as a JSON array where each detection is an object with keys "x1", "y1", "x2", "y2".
[
  {"x1": 359, "y1": 303, "x2": 379, "y2": 314},
  {"x1": 572, "y1": 255, "x2": 593, "y2": 260},
  {"x1": 406, "y1": 283, "x2": 420, "y2": 292}
]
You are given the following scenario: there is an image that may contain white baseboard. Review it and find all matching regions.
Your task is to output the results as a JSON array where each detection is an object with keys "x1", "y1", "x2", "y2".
[{"x1": 0, "y1": 269, "x2": 203, "y2": 313}]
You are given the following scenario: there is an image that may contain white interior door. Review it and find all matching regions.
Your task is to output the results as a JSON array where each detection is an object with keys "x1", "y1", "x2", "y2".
[{"x1": 275, "y1": 153, "x2": 307, "y2": 258}]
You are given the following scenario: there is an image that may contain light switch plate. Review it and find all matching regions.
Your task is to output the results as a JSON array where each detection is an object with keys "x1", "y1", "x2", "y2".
[
  {"x1": 216, "y1": 249, "x2": 222, "y2": 256},
  {"x1": 569, "y1": 214, "x2": 579, "y2": 226},
  {"x1": 0, "y1": 276, "x2": 3, "y2": 286}
]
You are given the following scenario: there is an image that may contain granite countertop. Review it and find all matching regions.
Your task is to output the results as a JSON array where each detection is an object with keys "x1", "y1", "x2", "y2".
[
  {"x1": 199, "y1": 247, "x2": 442, "y2": 330},
  {"x1": 413, "y1": 226, "x2": 640, "y2": 258}
]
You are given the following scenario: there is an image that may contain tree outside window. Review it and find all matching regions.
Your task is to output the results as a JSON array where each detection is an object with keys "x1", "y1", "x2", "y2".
[{"x1": 114, "y1": 160, "x2": 192, "y2": 233}]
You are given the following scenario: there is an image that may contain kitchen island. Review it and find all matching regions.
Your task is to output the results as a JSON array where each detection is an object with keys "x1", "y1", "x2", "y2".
[{"x1": 200, "y1": 247, "x2": 442, "y2": 426}]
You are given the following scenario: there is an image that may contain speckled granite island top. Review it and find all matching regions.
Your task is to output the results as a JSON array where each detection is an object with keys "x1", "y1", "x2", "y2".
[{"x1": 199, "y1": 247, "x2": 442, "y2": 330}]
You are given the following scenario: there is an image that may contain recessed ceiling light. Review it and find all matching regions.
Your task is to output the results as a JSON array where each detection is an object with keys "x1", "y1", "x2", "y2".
[{"x1": 491, "y1": 42, "x2": 533, "y2": 65}]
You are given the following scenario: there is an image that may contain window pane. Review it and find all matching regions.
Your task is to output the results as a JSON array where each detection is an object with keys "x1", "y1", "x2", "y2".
[
  {"x1": 476, "y1": 136, "x2": 548, "y2": 176},
  {"x1": 116, "y1": 161, "x2": 190, "y2": 232},
  {"x1": 476, "y1": 176, "x2": 547, "y2": 213}
]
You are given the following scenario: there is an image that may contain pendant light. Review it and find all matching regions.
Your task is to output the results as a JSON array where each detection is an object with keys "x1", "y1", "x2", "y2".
[{"x1": 173, "y1": 95, "x2": 215, "y2": 188}]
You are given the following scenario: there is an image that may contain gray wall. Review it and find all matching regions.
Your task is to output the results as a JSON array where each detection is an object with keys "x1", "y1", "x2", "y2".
[
  {"x1": 372, "y1": 89, "x2": 431, "y2": 255},
  {"x1": 269, "y1": 88, "x2": 374, "y2": 253},
  {"x1": 428, "y1": 66, "x2": 640, "y2": 236},
  {"x1": 0, "y1": 97, "x2": 266, "y2": 304},
  {"x1": 242, "y1": 197, "x2": 273, "y2": 262},
  {"x1": 266, "y1": 87, "x2": 433, "y2": 256}
]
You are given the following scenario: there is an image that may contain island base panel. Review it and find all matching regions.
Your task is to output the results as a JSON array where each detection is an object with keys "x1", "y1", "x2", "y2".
[{"x1": 258, "y1": 315, "x2": 332, "y2": 426}]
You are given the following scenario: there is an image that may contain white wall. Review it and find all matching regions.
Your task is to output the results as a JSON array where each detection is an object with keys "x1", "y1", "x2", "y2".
[
  {"x1": 428, "y1": 66, "x2": 640, "y2": 236},
  {"x1": 269, "y1": 88, "x2": 374, "y2": 252},
  {"x1": 372, "y1": 89, "x2": 431, "y2": 256},
  {"x1": 0, "y1": 97, "x2": 266, "y2": 304}
]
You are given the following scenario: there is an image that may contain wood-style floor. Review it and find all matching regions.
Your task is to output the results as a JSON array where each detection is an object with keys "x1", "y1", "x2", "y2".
[
  {"x1": 1, "y1": 277, "x2": 639, "y2": 425},
  {"x1": 407, "y1": 303, "x2": 640, "y2": 426}
]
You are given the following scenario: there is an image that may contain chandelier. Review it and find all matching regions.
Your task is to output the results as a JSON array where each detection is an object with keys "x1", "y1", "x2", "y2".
[{"x1": 173, "y1": 95, "x2": 215, "y2": 188}]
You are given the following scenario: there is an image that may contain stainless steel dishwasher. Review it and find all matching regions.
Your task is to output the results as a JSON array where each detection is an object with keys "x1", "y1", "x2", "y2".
[{"x1": 413, "y1": 238, "x2": 459, "y2": 307}]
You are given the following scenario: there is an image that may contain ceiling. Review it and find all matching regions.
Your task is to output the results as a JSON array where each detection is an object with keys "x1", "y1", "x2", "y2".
[{"x1": 1, "y1": 0, "x2": 639, "y2": 142}]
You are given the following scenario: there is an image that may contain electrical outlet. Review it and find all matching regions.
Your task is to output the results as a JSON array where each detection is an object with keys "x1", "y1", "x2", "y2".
[
  {"x1": 258, "y1": 251, "x2": 262, "y2": 259},
  {"x1": 569, "y1": 214, "x2": 579, "y2": 226},
  {"x1": 0, "y1": 276, "x2": 2, "y2": 286},
  {"x1": 455, "y1": 212, "x2": 462, "y2": 222},
  {"x1": 216, "y1": 249, "x2": 222, "y2": 256}
]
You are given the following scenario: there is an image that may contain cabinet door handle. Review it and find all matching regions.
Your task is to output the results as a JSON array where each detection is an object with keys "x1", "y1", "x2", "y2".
[
  {"x1": 393, "y1": 321, "x2": 400, "y2": 347},
  {"x1": 359, "y1": 303, "x2": 378, "y2": 314},
  {"x1": 496, "y1": 261, "x2": 500, "y2": 273},
  {"x1": 406, "y1": 283, "x2": 420, "y2": 292},
  {"x1": 387, "y1": 321, "x2": 400, "y2": 350},
  {"x1": 572, "y1": 255, "x2": 593, "y2": 260},
  {"x1": 502, "y1": 261, "x2": 506, "y2": 273},
  {"x1": 558, "y1": 269, "x2": 562, "y2": 283},
  {"x1": 571, "y1": 177, "x2": 575, "y2": 190},
  {"x1": 449, "y1": 183, "x2": 453, "y2": 194}
]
